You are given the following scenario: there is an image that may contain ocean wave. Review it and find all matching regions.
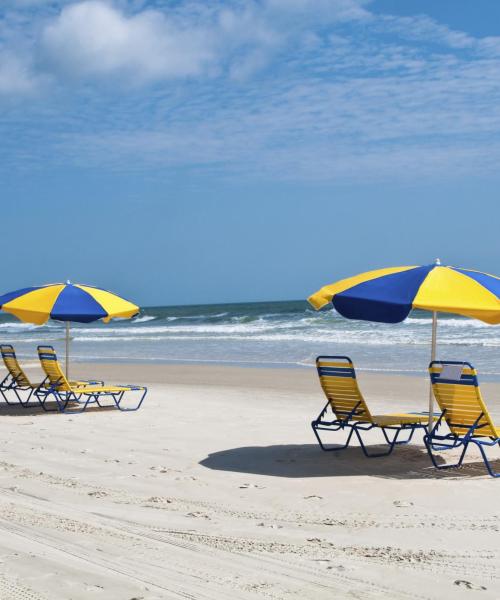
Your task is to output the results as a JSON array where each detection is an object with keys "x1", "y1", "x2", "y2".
[
  {"x1": 404, "y1": 316, "x2": 490, "y2": 328},
  {"x1": 70, "y1": 321, "x2": 302, "y2": 336},
  {"x1": 70, "y1": 331, "x2": 498, "y2": 346},
  {"x1": 163, "y1": 312, "x2": 230, "y2": 321},
  {"x1": 0, "y1": 322, "x2": 38, "y2": 330},
  {"x1": 133, "y1": 315, "x2": 156, "y2": 323}
]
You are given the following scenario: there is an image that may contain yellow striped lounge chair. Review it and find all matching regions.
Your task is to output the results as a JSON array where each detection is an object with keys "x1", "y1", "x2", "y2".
[
  {"x1": 35, "y1": 345, "x2": 147, "y2": 413},
  {"x1": 312, "y1": 356, "x2": 431, "y2": 457},
  {"x1": 0, "y1": 344, "x2": 103, "y2": 409},
  {"x1": 0, "y1": 344, "x2": 40, "y2": 406},
  {"x1": 425, "y1": 361, "x2": 500, "y2": 477}
]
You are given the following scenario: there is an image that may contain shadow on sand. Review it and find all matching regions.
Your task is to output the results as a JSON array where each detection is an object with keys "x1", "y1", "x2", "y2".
[
  {"x1": 200, "y1": 443, "x2": 497, "y2": 479},
  {"x1": 0, "y1": 402, "x2": 116, "y2": 416}
]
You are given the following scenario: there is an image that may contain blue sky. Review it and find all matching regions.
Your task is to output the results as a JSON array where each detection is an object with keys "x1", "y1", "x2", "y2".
[{"x1": 1, "y1": 0, "x2": 499, "y2": 306}]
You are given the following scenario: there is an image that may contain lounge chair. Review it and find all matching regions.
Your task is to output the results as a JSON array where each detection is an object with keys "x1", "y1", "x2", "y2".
[
  {"x1": 0, "y1": 344, "x2": 40, "y2": 406},
  {"x1": 425, "y1": 361, "x2": 500, "y2": 477},
  {"x1": 35, "y1": 345, "x2": 147, "y2": 413},
  {"x1": 311, "y1": 356, "x2": 432, "y2": 457},
  {"x1": 0, "y1": 344, "x2": 104, "y2": 409}
]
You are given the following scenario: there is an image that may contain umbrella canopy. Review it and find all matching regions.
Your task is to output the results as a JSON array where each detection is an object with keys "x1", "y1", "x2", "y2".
[
  {"x1": 308, "y1": 261, "x2": 500, "y2": 428},
  {"x1": 0, "y1": 282, "x2": 138, "y2": 325},
  {"x1": 308, "y1": 263, "x2": 500, "y2": 325},
  {"x1": 0, "y1": 282, "x2": 139, "y2": 378}
]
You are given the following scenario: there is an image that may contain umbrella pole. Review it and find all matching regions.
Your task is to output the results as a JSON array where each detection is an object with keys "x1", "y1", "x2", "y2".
[
  {"x1": 65, "y1": 322, "x2": 70, "y2": 380},
  {"x1": 428, "y1": 311, "x2": 438, "y2": 430}
]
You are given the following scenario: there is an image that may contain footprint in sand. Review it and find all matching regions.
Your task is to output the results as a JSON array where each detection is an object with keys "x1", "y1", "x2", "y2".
[
  {"x1": 304, "y1": 495, "x2": 323, "y2": 500},
  {"x1": 327, "y1": 564, "x2": 346, "y2": 572},
  {"x1": 146, "y1": 496, "x2": 173, "y2": 504},
  {"x1": 88, "y1": 491, "x2": 108, "y2": 498},
  {"x1": 239, "y1": 483, "x2": 265, "y2": 489},
  {"x1": 393, "y1": 500, "x2": 414, "y2": 508},
  {"x1": 186, "y1": 511, "x2": 210, "y2": 519},
  {"x1": 150, "y1": 465, "x2": 174, "y2": 473},
  {"x1": 85, "y1": 583, "x2": 104, "y2": 592},
  {"x1": 454, "y1": 580, "x2": 487, "y2": 591}
]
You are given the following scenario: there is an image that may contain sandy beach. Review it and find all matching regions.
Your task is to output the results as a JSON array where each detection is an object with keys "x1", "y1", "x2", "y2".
[{"x1": 0, "y1": 363, "x2": 497, "y2": 599}]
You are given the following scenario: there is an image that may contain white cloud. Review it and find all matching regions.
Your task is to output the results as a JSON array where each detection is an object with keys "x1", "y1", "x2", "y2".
[
  {"x1": 41, "y1": 1, "x2": 216, "y2": 82},
  {"x1": 37, "y1": 0, "x2": 372, "y2": 85}
]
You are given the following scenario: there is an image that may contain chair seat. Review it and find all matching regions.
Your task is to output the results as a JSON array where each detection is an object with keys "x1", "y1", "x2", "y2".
[
  {"x1": 371, "y1": 413, "x2": 433, "y2": 426},
  {"x1": 70, "y1": 385, "x2": 141, "y2": 394}
]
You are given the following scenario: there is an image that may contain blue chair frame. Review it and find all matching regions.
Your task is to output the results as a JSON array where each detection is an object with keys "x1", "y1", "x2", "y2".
[
  {"x1": 0, "y1": 345, "x2": 38, "y2": 407},
  {"x1": 424, "y1": 360, "x2": 500, "y2": 478},
  {"x1": 311, "y1": 355, "x2": 429, "y2": 458},
  {"x1": 35, "y1": 346, "x2": 147, "y2": 414}
]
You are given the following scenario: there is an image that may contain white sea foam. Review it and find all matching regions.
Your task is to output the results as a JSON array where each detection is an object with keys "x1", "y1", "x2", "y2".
[
  {"x1": 133, "y1": 315, "x2": 156, "y2": 323},
  {"x1": 404, "y1": 316, "x2": 490, "y2": 328},
  {"x1": 0, "y1": 322, "x2": 37, "y2": 330}
]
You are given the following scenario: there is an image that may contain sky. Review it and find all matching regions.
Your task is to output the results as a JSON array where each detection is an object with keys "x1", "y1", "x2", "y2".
[{"x1": 1, "y1": 0, "x2": 500, "y2": 307}]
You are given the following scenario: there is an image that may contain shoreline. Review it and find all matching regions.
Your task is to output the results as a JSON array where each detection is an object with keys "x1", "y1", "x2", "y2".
[
  {"x1": 22, "y1": 360, "x2": 500, "y2": 410},
  {"x1": 20, "y1": 356, "x2": 500, "y2": 383}
]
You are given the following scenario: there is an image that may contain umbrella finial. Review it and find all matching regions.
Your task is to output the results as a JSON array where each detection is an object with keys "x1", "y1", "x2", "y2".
[{"x1": 434, "y1": 258, "x2": 441, "y2": 266}]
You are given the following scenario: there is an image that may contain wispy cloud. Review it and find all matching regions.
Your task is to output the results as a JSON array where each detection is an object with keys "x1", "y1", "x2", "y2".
[
  {"x1": 0, "y1": 52, "x2": 38, "y2": 94},
  {"x1": 1, "y1": 0, "x2": 500, "y2": 183}
]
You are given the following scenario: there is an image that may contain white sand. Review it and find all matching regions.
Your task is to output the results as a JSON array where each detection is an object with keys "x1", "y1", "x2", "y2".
[{"x1": 0, "y1": 363, "x2": 498, "y2": 600}]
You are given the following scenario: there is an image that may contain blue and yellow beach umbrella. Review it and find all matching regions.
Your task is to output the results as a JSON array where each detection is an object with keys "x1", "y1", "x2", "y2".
[
  {"x1": 0, "y1": 282, "x2": 139, "y2": 376},
  {"x1": 309, "y1": 261, "x2": 500, "y2": 324},
  {"x1": 308, "y1": 260, "x2": 500, "y2": 426}
]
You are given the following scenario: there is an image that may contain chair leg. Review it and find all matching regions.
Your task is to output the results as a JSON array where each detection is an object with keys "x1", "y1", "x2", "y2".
[
  {"x1": 116, "y1": 389, "x2": 147, "y2": 411},
  {"x1": 0, "y1": 388, "x2": 18, "y2": 406},
  {"x1": 423, "y1": 435, "x2": 469, "y2": 470},
  {"x1": 13, "y1": 387, "x2": 35, "y2": 407},
  {"x1": 381, "y1": 426, "x2": 415, "y2": 446},
  {"x1": 60, "y1": 393, "x2": 93, "y2": 414},
  {"x1": 355, "y1": 426, "x2": 403, "y2": 458},
  {"x1": 35, "y1": 391, "x2": 60, "y2": 412},
  {"x1": 471, "y1": 440, "x2": 500, "y2": 478},
  {"x1": 311, "y1": 421, "x2": 355, "y2": 452}
]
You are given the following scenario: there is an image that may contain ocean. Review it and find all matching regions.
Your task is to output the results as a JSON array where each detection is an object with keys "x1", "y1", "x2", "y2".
[{"x1": 1, "y1": 300, "x2": 499, "y2": 377}]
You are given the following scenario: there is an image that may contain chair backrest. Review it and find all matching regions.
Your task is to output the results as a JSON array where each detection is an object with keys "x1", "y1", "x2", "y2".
[
  {"x1": 429, "y1": 361, "x2": 496, "y2": 438},
  {"x1": 316, "y1": 356, "x2": 372, "y2": 423},
  {"x1": 0, "y1": 344, "x2": 32, "y2": 387},
  {"x1": 37, "y1": 346, "x2": 71, "y2": 391}
]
